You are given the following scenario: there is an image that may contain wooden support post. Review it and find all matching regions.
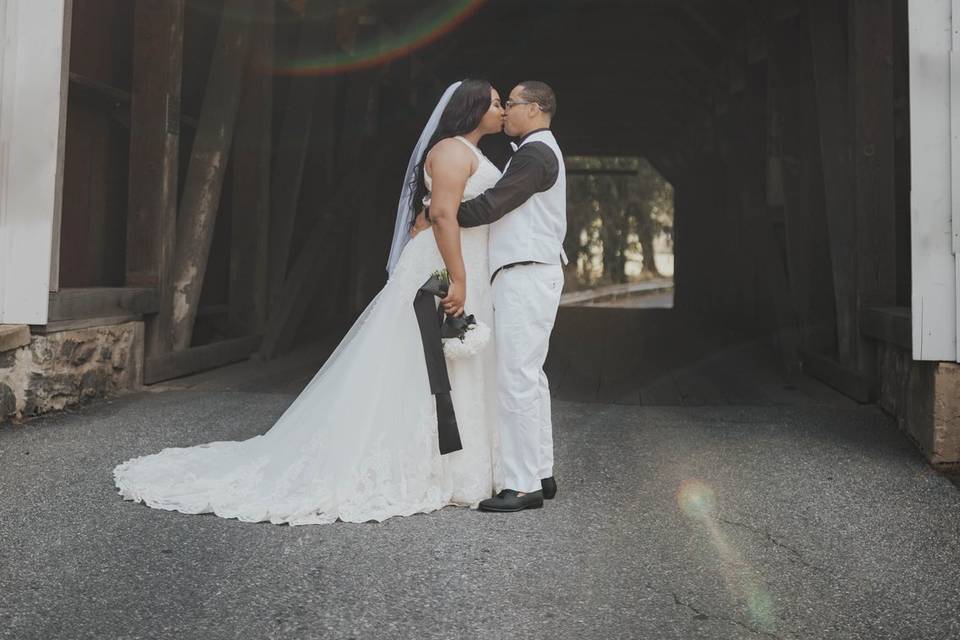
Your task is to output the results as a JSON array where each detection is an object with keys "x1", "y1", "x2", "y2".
[
  {"x1": 712, "y1": 105, "x2": 747, "y2": 326},
  {"x1": 168, "y1": 0, "x2": 255, "y2": 351},
  {"x1": 736, "y1": 56, "x2": 770, "y2": 331},
  {"x1": 680, "y1": 2, "x2": 731, "y2": 50},
  {"x1": 891, "y1": 0, "x2": 910, "y2": 307},
  {"x1": 771, "y1": 14, "x2": 820, "y2": 353},
  {"x1": 338, "y1": 71, "x2": 381, "y2": 314},
  {"x1": 126, "y1": 0, "x2": 185, "y2": 356},
  {"x1": 849, "y1": 0, "x2": 896, "y2": 377},
  {"x1": 715, "y1": 74, "x2": 753, "y2": 329},
  {"x1": 266, "y1": 0, "x2": 329, "y2": 312},
  {"x1": 145, "y1": 335, "x2": 262, "y2": 384},
  {"x1": 760, "y1": 59, "x2": 803, "y2": 371},
  {"x1": 229, "y1": 0, "x2": 274, "y2": 337},
  {"x1": 259, "y1": 154, "x2": 383, "y2": 359},
  {"x1": 809, "y1": 0, "x2": 858, "y2": 365}
]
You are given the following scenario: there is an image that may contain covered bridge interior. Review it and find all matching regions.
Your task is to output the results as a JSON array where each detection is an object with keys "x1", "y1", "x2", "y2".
[{"x1": 56, "y1": 0, "x2": 910, "y2": 406}]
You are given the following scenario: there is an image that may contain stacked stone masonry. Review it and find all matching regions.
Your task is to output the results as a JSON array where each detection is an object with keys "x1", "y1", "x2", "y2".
[
  {"x1": 877, "y1": 341, "x2": 960, "y2": 467},
  {"x1": 0, "y1": 321, "x2": 144, "y2": 423}
]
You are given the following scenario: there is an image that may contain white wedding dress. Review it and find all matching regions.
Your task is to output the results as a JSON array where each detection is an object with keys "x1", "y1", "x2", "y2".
[{"x1": 114, "y1": 137, "x2": 504, "y2": 525}]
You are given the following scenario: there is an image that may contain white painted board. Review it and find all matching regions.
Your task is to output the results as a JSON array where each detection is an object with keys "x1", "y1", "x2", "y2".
[
  {"x1": 910, "y1": 0, "x2": 958, "y2": 360},
  {"x1": 0, "y1": 0, "x2": 70, "y2": 324}
]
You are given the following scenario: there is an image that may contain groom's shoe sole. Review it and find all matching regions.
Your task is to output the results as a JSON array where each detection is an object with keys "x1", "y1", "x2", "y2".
[
  {"x1": 479, "y1": 502, "x2": 544, "y2": 513},
  {"x1": 478, "y1": 491, "x2": 544, "y2": 512},
  {"x1": 541, "y1": 477, "x2": 557, "y2": 500}
]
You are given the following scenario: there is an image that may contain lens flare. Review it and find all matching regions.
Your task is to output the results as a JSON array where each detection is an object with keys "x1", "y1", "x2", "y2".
[
  {"x1": 677, "y1": 479, "x2": 777, "y2": 633},
  {"x1": 274, "y1": 0, "x2": 486, "y2": 76},
  {"x1": 677, "y1": 479, "x2": 715, "y2": 519}
]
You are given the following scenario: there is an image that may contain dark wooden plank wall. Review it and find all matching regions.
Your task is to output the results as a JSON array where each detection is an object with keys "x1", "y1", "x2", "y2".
[
  {"x1": 56, "y1": 0, "x2": 912, "y2": 399},
  {"x1": 60, "y1": 0, "x2": 134, "y2": 288}
]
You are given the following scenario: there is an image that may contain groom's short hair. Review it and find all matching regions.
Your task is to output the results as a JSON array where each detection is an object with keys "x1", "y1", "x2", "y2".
[{"x1": 518, "y1": 80, "x2": 557, "y2": 118}]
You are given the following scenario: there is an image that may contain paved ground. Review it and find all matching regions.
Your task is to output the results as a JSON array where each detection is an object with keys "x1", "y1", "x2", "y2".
[{"x1": 2, "y1": 380, "x2": 960, "y2": 639}]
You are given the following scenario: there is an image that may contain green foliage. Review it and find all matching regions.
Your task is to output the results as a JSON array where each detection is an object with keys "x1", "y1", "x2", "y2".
[
  {"x1": 565, "y1": 156, "x2": 673, "y2": 289},
  {"x1": 431, "y1": 268, "x2": 450, "y2": 285}
]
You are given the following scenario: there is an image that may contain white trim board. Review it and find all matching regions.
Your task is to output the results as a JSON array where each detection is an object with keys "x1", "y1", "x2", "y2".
[
  {"x1": 0, "y1": 1, "x2": 71, "y2": 324},
  {"x1": 910, "y1": 0, "x2": 959, "y2": 360}
]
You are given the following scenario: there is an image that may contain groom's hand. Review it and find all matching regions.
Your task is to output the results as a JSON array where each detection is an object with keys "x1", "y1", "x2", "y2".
[{"x1": 442, "y1": 280, "x2": 466, "y2": 317}]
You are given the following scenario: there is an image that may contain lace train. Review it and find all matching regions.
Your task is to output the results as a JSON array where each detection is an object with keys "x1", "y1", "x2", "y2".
[{"x1": 114, "y1": 225, "x2": 501, "y2": 525}]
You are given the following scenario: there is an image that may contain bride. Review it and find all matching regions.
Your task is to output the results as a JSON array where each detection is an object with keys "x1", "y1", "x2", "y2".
[{"x1": 114, "y1": 80, "x2": 506, "y2": 525}]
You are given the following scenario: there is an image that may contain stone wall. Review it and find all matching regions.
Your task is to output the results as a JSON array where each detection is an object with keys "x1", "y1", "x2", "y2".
[
  {"x1": 0, "y1": 321, "x2": 144, "y2": 423},
  {"x1": 877, "y1": 341, "x2": 960, "y2": 467}
]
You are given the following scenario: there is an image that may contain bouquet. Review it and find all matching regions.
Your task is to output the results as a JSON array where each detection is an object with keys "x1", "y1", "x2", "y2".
[{"x1": 425, "y1": 269, "x2": 491, "y2": 360}]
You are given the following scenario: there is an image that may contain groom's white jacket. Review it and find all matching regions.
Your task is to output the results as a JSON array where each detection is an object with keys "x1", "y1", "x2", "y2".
[{"x1": 456, "y1": 129, "x2": 568, "y2": 280}]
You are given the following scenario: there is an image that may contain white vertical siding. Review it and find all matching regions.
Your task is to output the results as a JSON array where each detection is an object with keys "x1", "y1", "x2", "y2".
[
  {"x1": 0, "y1": 0, "x2": 70, "y2": 324},
  {"x1": 910, "y1": 0, "x2": 958, "y2": 360}
]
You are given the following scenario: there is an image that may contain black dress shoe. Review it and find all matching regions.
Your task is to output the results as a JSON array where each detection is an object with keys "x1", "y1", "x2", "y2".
[
  {"x1": 479, "y1": 489, "x2": 544, "y2": 512},
  {"x1": 541, "y1": 476, "x2": 557, "y2": 500}
]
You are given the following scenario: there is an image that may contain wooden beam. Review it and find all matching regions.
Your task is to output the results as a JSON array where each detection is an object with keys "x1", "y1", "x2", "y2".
[
  {"x1": 168, "y1": 0, "x2": 255, "y2": 351},
  {"x1": 259, "y1": 217, "x2": 328, "y2": 360},
  {"x1": 848, "y1": 0, "x2": 896, "y2": 399},
  {"x1": 144, "y1": 335, "x2": 262, "y2": 384},
  {"x1": 67, "y1": 73, "x2": 131, "y2": 129},
  {"x1": 809, "y1": 0, "x2": 858, "y2": 365},
  {"x1": 71, "y1": 71, "x2": 198, "y2": 131},
  {"x1": 801, "y1": 349, "x2": 871, "y2": 402},
  {"x1": 772, "y1": 0, "x2": 801, "y2": 23},
  {"x1": 266, "y1": 0, "x2": 329, "y2": 312},
  {"x1": 724, "y1": 58, "x2": 767, "y2": 330},
  {"x1": 849, "y1": 0, "x2": 897, "y2": 346},
  {"x1": 339, "y1": 70, "x2": 382, "y2": 315},
  {"x1": 32, "y1": 315, "x2": 141, "y2": 335},
  {"x1": 771, "y1": 14, "x2": 819, "y2": 354},
  {"x1": 656, "y1": 36, "x2": 726, "y2": 85},
  {"x1": 126, "y1": 0, "x2": 185, "y2": 359},
  {"x1": 860, "y1": 306, "x2": 910, "y2": 350},
  {"x1": 679, "y1": 2, "x2": 731, "y2": 49},
  {"x1": 714, "y1": 139, "x2": 746, "y2": 323},
  {"x1": 48, "y1": 287, "x2": 159, "y2": 322},
  {"x1": 778, "y1": 11, "x2": 837, "y2": 353},
  {"x1": 258, "y1": 153, "x2": 381, "y2": 359},
  {"x1": 259, "y1": 65, "x2": 383, "y2": 359},
  {"x1": 229, "y1": 0, "x2": 274, "y2": 338}
]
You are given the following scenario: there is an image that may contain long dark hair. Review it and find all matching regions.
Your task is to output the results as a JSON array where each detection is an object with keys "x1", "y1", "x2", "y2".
[{"x1": 411, "y1": 79, "x2": 493, "y2": 221}]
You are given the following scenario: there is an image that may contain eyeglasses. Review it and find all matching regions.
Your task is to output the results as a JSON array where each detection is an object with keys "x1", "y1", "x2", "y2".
[{"x1": 504, "y1": 99, "x2": 539, "y2": 110}]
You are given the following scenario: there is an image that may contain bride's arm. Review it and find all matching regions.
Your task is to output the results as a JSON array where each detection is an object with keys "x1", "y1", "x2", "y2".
[{"x1": 425, "y1": 140, "x2": 473, "y2": 317}]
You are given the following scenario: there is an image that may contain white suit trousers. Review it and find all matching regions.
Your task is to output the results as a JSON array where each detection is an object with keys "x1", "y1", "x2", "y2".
[{"x1": 492, "y1": 262, "x2": 564, "y2": 493}]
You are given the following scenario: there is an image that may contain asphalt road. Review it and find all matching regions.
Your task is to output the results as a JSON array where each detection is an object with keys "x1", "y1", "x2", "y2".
[{"x1": 2, "y1": 388, "x2": 959, "y2": 639}]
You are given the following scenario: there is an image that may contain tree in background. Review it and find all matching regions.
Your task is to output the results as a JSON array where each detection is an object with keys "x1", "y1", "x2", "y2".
[{"x1": 566, "y1": 156, "x2": 673, "y2": 289}]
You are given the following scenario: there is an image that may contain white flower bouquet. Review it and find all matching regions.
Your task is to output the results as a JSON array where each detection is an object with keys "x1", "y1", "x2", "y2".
[{"x1": 427, "y1": 269, "x2": 492, "y2": 360}]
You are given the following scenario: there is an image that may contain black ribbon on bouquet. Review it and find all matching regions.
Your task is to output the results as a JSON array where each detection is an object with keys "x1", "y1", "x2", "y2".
[{"x1": 413, "y1": 274, "x2": 463, "y2": 455}]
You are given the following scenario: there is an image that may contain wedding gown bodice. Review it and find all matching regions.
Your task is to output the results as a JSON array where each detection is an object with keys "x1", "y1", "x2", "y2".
[{"x1": 389, "y1": 136, "x2": 501, "y2": 295}]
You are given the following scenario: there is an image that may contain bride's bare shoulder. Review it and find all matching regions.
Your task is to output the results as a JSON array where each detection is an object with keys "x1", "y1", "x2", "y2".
[{"x1": 427, "y1": 137, "x2": 475, "y2": 169}]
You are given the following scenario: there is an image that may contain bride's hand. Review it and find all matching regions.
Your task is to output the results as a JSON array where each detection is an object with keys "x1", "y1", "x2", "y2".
[
  {"x1": 410, "y1": 210, "x2": 431, "y2": 238},
  {"x1": 442, "y1": 280, "x2": 466, "y2": 317}
]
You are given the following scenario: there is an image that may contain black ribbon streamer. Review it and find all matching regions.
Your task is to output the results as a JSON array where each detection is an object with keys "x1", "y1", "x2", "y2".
[{"x1": 413, "y1": 275, "x2": 463, "y2": 455}]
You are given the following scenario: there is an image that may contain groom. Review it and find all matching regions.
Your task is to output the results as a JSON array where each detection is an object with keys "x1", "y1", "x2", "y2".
[{"x1": 442, "y1": 80, "x2": 567, "y2": 512}]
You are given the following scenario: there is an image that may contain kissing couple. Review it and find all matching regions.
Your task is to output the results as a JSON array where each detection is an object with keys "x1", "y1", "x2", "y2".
[{"x1": 114, "y1": 79, "x2": 568, "y2": 525}]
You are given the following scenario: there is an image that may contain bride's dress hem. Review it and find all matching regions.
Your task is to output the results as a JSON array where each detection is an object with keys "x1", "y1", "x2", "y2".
[{"x1": 113, "y1": 457, "x2": 486, "y2": 526}]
